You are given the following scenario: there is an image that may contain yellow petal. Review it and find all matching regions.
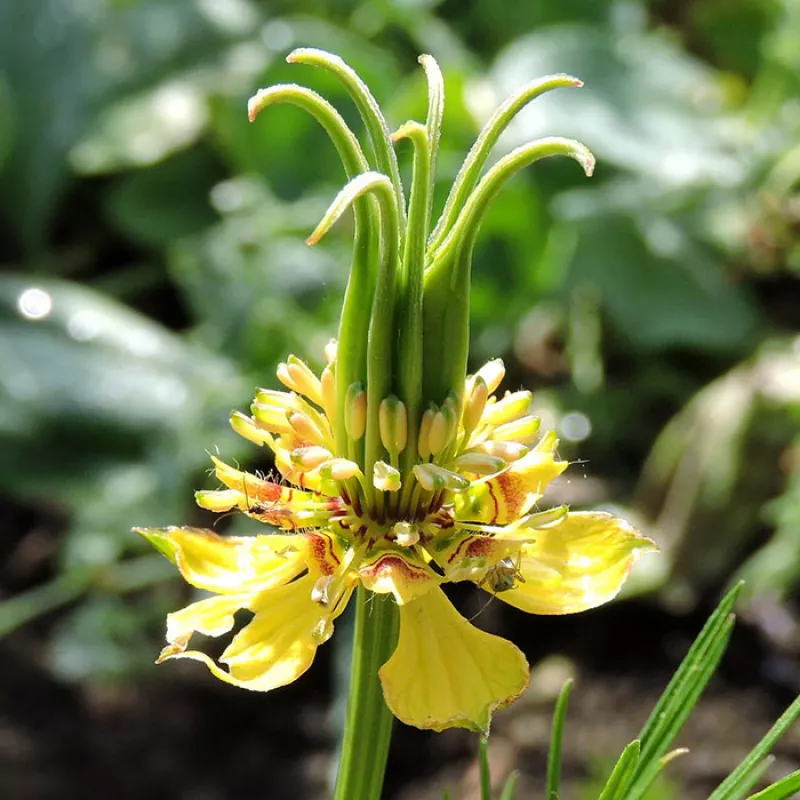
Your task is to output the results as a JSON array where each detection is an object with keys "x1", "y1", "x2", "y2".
[
  {"x1": 358, "y1": 552, "x2": 441, "y2": 605},
  {"x1": 379, "y1": 588, "x2": 529, "y2": 733},
  {"x1": 195, "y1": 488, "x2": 242, "y2": 513},
  {"x1": 499, "y1": 511, "x2": 657, "y2": 615},
  {"x1": 211, "y1": 455, "x2": 316, "y2": 505},
  {"x1": 160, "y1": 592, "x2": 252, "y2": 657},
  {"x1": 159, "y1": 574, "x2": 352, "y2": 692},
  {"x1": 222, "y1": 574, "x2": 351, "y2": 689},
  {"x1": 454, "y1": 442, "x2": 567, "y2": 525},
  {"x1": 134, "y1": 527, "x2": 308, "y2": 593}
]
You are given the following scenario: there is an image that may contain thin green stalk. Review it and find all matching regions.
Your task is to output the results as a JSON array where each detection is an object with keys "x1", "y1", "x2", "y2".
[
  {"x1": 546, "y1": 678, "x2": 574, "y2": 799},
  {"x1": 429, "y1": 74, "x2": 582, "y2": 250},
  {"x1": 288, "y1": 48, "x2": 407, "y2": 229},
  {"x1": 248, "y1": 83, "x2": 376, "y2": 453},
  {"x1": 392, "y1": 120, "x2": 429, "y2": 475},
  {"x1": 708, "y1": 693, "x2": 800, "y2": 800},
  {"x1": 478, "y1": 736, "x2": 492, "y2": 800},
  {"x1": 334, "y1": 587, "x2": 399, "y2": 800}
]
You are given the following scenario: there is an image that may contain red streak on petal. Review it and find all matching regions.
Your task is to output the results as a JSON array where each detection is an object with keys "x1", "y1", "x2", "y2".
[
  {"x1": 362, "y1": 554, "x2": 429, "y2": 583},
  {"x1": 486, "y1": 479, "x2": 501, "y2": 523},
  {"x1": 307, "y1": 532, "x2": 341, "y2": 575}
]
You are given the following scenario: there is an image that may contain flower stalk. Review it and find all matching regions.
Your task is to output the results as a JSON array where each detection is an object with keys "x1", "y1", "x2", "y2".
[{"x1": 334, "y1": 588, "x2": 398, "y2": 800}]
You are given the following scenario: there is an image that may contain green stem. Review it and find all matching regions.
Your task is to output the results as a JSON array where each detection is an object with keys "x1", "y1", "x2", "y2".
[
  {"x1": 423, "y1": 137, "x2": 594, "y2": 402},
  {"x1": 429, "y1": 73, "x2": 582, "y2": 251},
  {"x1": 392, "y1": 121, "x2": 430, "y2": 479},
  {"x1": 247, "y1": 83, "x2": 376, "y2": 455},
  {"x1": 288, "y1": 48, "x2": 407, "y2": 230},
  {"x1": 334, "y1": 587, "x2": 399, "y2": 800}
]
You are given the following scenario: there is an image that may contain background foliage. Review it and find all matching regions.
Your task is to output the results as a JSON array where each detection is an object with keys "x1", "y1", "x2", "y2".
[{"x1": 0, "y1": 0, "x2": 798, "y2": 797}]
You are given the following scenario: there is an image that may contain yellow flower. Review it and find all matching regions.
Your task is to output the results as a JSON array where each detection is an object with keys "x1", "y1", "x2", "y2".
[
  {"x1": 138, "y1": 49, "x2": 657, "y2": 738},
  {"x1": 137, "y1": 354, "x2": 656, "y2": 733}
]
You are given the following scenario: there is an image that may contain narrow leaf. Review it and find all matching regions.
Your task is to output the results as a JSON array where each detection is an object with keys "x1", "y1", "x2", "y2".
[
  {"x1": 636, "y1": 582, "x2": 743, "y2": 761},
  {"x1": 719, "y1": 757, "x2": 774, "y2": 800},
  {"x1": 626, "y1": 582, "x2": 745, "y2": 799},
  {"x1": 498, "y1": 771, "x2": 519, "y2": 800},
  {"x1": 546, "y1": 678, "x2": 574, "y2": 800},
  {"x1": 708, "y1": 693, "x2": 800, "y2": 800},
  {"x1": 598, "y1": 740, "x2": 641, "y2": 800},
  {"x1": 746, "y1": 768, "x2": 800, "y2": 800},
  {"x1": 627, "y1": 747, "x2": 691, "y2": 800},
  {"x1": 628, "y1": 616, "x2": 734, "y2": 799}
]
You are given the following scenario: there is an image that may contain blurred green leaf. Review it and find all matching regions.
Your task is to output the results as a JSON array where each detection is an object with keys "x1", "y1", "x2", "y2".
[
  {"x1": 0, "y1": 0, "x2": 101, "y2": 251},
  {"x1": 0, "y1": 274, "x2": 245, "y2": 495},
  {"x1": 48, "y1": 592, "x2": 168, "y2": 682},
  {"x1": 564, "y1": 213, "x2": 759, "y2": 353},
  {"x1": 71, "y1": 76, "x2": 210, "y2": 175},
  {"x1": 489, "y1": 23, "x2": 738, "y2": 188},
  {"x1": 106, "y1": 147, "x2": 223, "y2": 247},
  {"x1": 168, "y1": 179, "x2": 348, "y2": 371},
  {"x1": 498, "y1": 771, "x2": 519, "y2": 800}
]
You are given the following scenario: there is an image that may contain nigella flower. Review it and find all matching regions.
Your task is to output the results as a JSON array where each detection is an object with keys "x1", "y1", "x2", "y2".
[{"x1": 136, "y1": 49, "x2": 656, "y2": 734}]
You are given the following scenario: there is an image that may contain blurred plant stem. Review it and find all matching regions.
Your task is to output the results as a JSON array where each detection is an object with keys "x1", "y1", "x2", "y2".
[{"x1": 0, "y1": 554, "x2": 175, "y2": 638}]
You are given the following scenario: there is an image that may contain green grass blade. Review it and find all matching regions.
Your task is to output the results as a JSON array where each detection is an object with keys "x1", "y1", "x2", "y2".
[
  {"x1": 719, "y1": 757, "x2": 774, "y2": 800},
  {"x1": 626, "y1": 582, "x2": 745, "y2": 799},
  {"x1": 636, "y1": 582, "x2": 743, "y2": 764},
  {"x1": 546, "y1": 678, "x2": 574, "y2": 800},
  {"x1": 479, "y1": 736, "x2": 492, "y2": 800},
  {"x1": 745, "y1": 768, "x2": 800, "y2": 800},
  {"x1": 597, "y1": 739, "x2": 641, "y2": 800},
  {"x1": 708, "y1": 693, "x2": 800, "y2": 800},
  {"x1": 627, "y1": 748, "x2": 691, "y2": 800},
  {"x1": 498, "y1": 771, "x2": 519, "y2": 800},
  {"x1": 627, "y1": 615, "x2": 734, "y2": 799}
]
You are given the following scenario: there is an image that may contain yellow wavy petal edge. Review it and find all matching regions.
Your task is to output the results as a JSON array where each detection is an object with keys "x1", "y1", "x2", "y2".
[
  {"x1": 133, "y1": 526, "x2": 307, "y2": 594},
  {"x1": 159, "y1": 574, "x2": 349, "y2": 692},
  {"x1": 379, "y1": 587, "x2": 529, "y2": 734},
  {"x1": 500, "y1": 510, "x2": 657, "y2": 615}
]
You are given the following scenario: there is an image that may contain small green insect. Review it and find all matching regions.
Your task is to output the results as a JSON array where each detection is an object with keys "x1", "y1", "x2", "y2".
[{"x1": 483, "y1": 553, "x2": 525, "y2": 594}]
